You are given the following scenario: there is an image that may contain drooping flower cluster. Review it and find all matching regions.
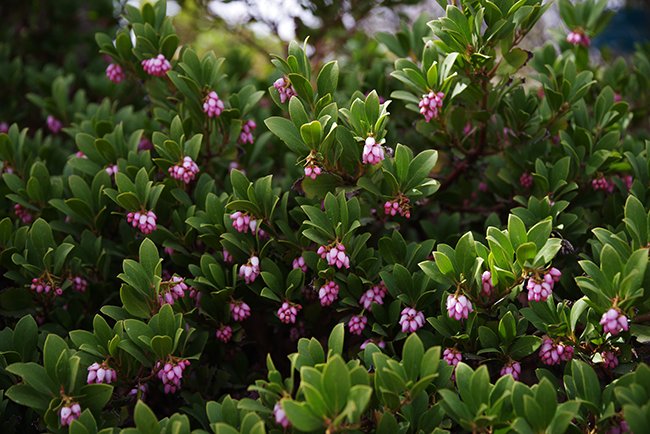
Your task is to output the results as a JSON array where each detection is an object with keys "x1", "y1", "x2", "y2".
[
  {"x1": 602, "y1": 351, "x2": 619, "y2": 370},
  {"x1": 481, "y1": 271, "x2": 494, "y2": 296},
  {"x1": 443, "y1": 347, "x2": 462, "y2": 368},
  {"x1": 106, "y1": 63, "x2": 125, "y2": 83},
  {"x1": 230, "y1": 300, "x2": 251, "y2": 321},
  {"x1": 303, "y1": 150, "x2": 323, "y2": 180},
  {"x1": 360, "y1": 338, "x2": 386, "y2": 350},
  {"x1": 155, "y1": 358, "x2": 190, "y2": 394},
  {"x1": 87, "y1": 361, "x2": 117, "y2": 384},
  {"x1": 138, "y1": 136, "x2": 153, "y2": 151},
  {"x1": 14, "y1": 204, "x2": 33, "y2": 224},
  {"x1": 274, "y1": 402, "x2": 290, "y2": 429},
  {"x1": 566, "y1": 29, "x2": 590, "y2": 47},
  {"x1": 71, "y1": 276, "x2": 88, "y2": 293},
  {"x1": 292, "y1": 256, "x2": 307, "y2": 272},
  {"x1": 362, "y1": 136, "x2": 385, "y2": 165},
  {"x1": 223, "y1": 249, "x2": 233, "y2": 264},
  {"x1": 203, "y1": 91, "x2": 225, "y2": 118},
  {"x1": 159, "y1": 275, "x2": 189, "y2": 305},
  {"x1": 229, "y1": 211, "x2": 260, "y2": 234},
  {"x1": 318, "y1": 280, "x2": 340, "y2": 306},
  {"x1": 239, "y1": 255, "x2": 260, "y2": 284},
  {"x1": 105, "y1": 164, "x2": 118, "y2": 177},
  {"x1": 519, "y1": 172, "x2": 533, "y2": 189},
  {"x1": 141, "y1": 54, "x2": 171, "y2": 77},
  {"x1": 0, "y1": 122, "x2": 8, "y2": 133},
  {"x1": 215, "y1": 325, "x2": 233, "y2": 343},
  {"x1": 30, "y1": 277, "x2": 62, "y2": 296},
  {"x1": 526, "y1": 267, "x2": 561, "y2": 302},
  {"x1": 348, "y1": 314, "x2": 367, "y2": 335},
  {"x1": 500, "y1": 360, "x2": 521, "y2": 381},
  {"x1": 359, "y1": 282, "x2": 387, "y2": 310},
  {"x1": 128, "y1": 383, "x2": 148, "y2": 401},
  {"x1": 168, "y1": 156, "x2": 199, "y2": 184},
  {"x1": 539, "y1": 337, "x2": 574, "y2": 366},
  {"x1": 59, "y1": 402, "x2": 81, "y2": 427},
  {"x1": 277, "y1": 301, "x2": 301, "y2": 324},
  {"x1": 238, "y1": 120, "x2": 256, "y2": 144},
  {"x1": 592, "y1": 175, "x2": 614, "y2": 193},
  {"x1": 418, "y1": 90, "x2": 444, "y2": 122},
  {"x1": 399, "y1": 307, "x2": 425, "y2": 333},
  {"x1": 600, "y1": 308, "x2": 629, "y2": 336},
  {"x1": 317, "y1": 242, "x2": 350, "y2": 269},
  {"x1": 126, "y1": 210, "x2": 157, "y2": 234},
  {"x1": 446, "y1": 293, "x2": 473, "y2": 321},
  {"x1": 47, "y1": 115, "x2": 62, "y2": 134},
  {"x1": 384, "y1": 195, "x2": 411, "y2": 219},
  {"x1": 273, "y1": 76, "x2": 297, "y2": 103}
]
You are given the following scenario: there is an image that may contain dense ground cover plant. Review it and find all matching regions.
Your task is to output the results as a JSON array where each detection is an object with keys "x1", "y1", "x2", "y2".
[{"x1": 1, "y1": 0, "x2": 650, "y2": 432}]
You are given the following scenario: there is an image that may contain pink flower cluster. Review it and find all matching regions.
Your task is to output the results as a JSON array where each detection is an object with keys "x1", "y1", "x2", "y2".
[
  {"x1": 229, "y1": 211, "x2": 260, "y2": 234},
  {"x1": 239, "y1": 255, "x2": 260, "y2": 284},
  {"x1": 500, "y1": 360, "x2": 521, "y2": 381},
  {"x1": 481, "y1": 271, "x2": 494, "y2": 296},
  {"x1": 318, "y1": 280, "x2": 340, "y2": 306},
  {"x1": 567, "y1": 30, "x2": 590, "y2": 47},
  {"x1": 105, "y1": 164, "x2": 118, "y2": 177},
  {"x1": 141, "y1": 54, "x2": 171, "y2": 77},
  {"x1": 292, "y1": 256, "x2": 307, "y2": 272},
  {"x1": 230, "y1": 300, "x2": 251, "y2": 321},
  {"x1": 274, "y1": 402, "x2": 290, "y2": 428},
  {"x1": 607, "y1": 420, "x2": 630, "y2": 434},
  {"x1": 446, "y1": 294, "x2": 473, "y2": 321},
  {"x1": 30, "y1": 277, "x2": 62, "y2": 296},
  {"x1": 278, "y1": 301, "x2": 301, "y2": 324},
  {"x1": 520, "y1": 172, "x2": 533, "y2": 189},
  {"x1": 362, "y1": 136, "x2": 385, "y2": 165},
  {"x1": 0, "y1": 122, "x2": 8, "y2": 133},
  {"x1": 159, "y1": 275, "x2": 189, "y2": 305},
  {"x1": 106, "y1": 63, "x2": 125, "y2": 83},
  {"x1": 602, "y1": 350, "x2": 619, "y2": 369},
  {"x1": 126, "y1": 210, "x2": 157, "y2": 234},
  {"x1": 400, "y1": 307, "x2": 425, "y2": 333},
  {"x1": 273, "y1": 77, "x2": 297, "y2": 103},
  {"x1": 304, "y1": 161, "x2": 323, "y2": 180},
  {"x1": 14, "y1": 204, "x2": 33, "y2": 224},
  {"x1": 384, "y1": 196, "x2": 411, "y2": 219},
  {"x1": 539, "y1": 337, "x2": 574, "y2": 365},
  {"x1": 359, "y1": 282, "x2": 387, "y2": 310},
  {"x1": 361, "y1": 338, "x2": 386, "y2": 350},
  {"x1": 443, "y1": 347, "x2": 462, "y2": 368},
  {"x1": 203, "y1": 91, "x2": 225, "y2": 118},
  {"x1": 155, "y1": 358, "x2": 190, "y2": 394},
  {"x1": 592, "y1": 175, "x2": 614, "y2": 193},
  {"x1": 87, "y1": 361, "x2": 117, "y2": 384},
  {"x1": 47, "y1": 115, "x2": 62, "y2": 134},
  {"x1": 526, "y1": 267, "x2": 561, "y2": 302},
  {"x1": 138, "y1": 137, "x2": 153, "y2": 151},
  {"x1": 71, "y1": 276, "x2": 88, "y2": 293},
  {"x1": 419, "y1": 90, "x2": 444, "y2": 122},
  {"x1": 238, "y1": 120, "x2": 256, "y2": 144},
  {"x1": 348, "y1": 314, "x2": 368, "y2": 335},
  {"x1": 317, "y1": 242, "x2": 350, "y2": 269},
  {"x1": 223, "y1": 249, "x2": 233, "y2": 264},
  {"x1": 600, "y1": 308, "x2": 628, "y2": 336},
  {"x1": 216, "y1": 325, "x2": 233, "y2": 343},
  {"x1": 60, "y1": 402, "x2": 81, "y2": 427},
  {"x1": 169, "y1": 156, "x2": 199, "y2": 184}
]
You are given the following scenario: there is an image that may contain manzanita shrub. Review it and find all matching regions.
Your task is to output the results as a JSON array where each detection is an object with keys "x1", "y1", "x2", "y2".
[{"x1": 1, "y1": 0, "x2": 650, "y2": 432}]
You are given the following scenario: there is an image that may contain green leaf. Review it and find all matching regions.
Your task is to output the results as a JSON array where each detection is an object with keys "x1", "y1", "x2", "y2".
[
  {"x1": 327, "y1": 323, "x2": 344, "y2": 356},
  {"x1": 282, "y1": 400, "x2": 323, "y2": 431},
  {"x1": 134, "y1": 400, "x2": 159, "y2": 434},
  {"x1": 322, "y1": 355, "x2": 350, "y2": 414},
  {"x1": 265, "y1": 117, "x2": 310, "y2": 154},
  {"x1": 6, "y1": 363, "x2": 57, "y2": 395}
]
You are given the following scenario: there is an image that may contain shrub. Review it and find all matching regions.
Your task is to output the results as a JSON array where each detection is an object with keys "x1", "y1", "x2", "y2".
[{"x1": 0, "y1": 0, "x2": 649, "y2": 433}]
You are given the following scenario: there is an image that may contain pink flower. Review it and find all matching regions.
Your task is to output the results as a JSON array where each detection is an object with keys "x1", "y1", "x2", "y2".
[
  {"x1": 539, "y1": 337, "x2": 574, "y2": 365},
  {"x1": 155, "y1": 359, "x2": 190, "y2": 394},
  {"x1": 443, "y1": 347, "x2": 462, "y2": 367},
  {"x1": 230, "y1": 300, "x2": 251, "y2": 321},
  {"x1": 273, "y1": 77, "x2": 297, "y2": 104},
  {"x1": 126, "y1": 210, "x2": 157, "y2": 234},
  {"x1": 14, "y1": 204, "x2": 33, "y2": 224},
  {"x1": 304, "y1": 162, "x2": 322, "y2": 180},
  {"x1": 418, "y1": 90, "x2": 444, "y2": 122},
  {"x1": 607, "y1": 420, "x2": 630, "y2": 434},
  {"x1": 520, "y1": 172, "x2": 533, "y2": 189},
  {"x1": 602, "y1": 351, "x2": 619, "y2": 370},
  {"x1": 500, "y1": 360, "x2": 521, "y2": 381},
  {"x1": 158, "y1": 275, "x2": 189, "y2": 305},
  {"x1": 105, "y1": 164, "x2": 118, "y2": 176},
  {"x1": 527, "y1": 268, "x2": 560, "y2": 302},
  {"x1": 71, "y1": 276, "x2": 88, "y2": 293},
  {"x1": 87, "y1": 361, "x2": 117, "y2": 384},
  {"x1": 0, "y1": 122, "x2": 8, "y2": 133},
  {"x1": 317, "y1": 242, "x2": 350, "y2": 269},
  {"x1": 360, "y1": 338, "x2": 386, "y2": 350},
  {"x1": 362, "y1": 136, "x2": 385, "y2": 165},
  {"x1": 30, "y1": 277, "x2": 55, "y2": 295},
  {"x1": 292, "y1": 256, "x2": 307, "y2": 272},
  {"x1": 399, "y1": 307, "x2": 425, "y2": 333},
  {"x1": 59, "y1": 402, "x2": 81, "y2": 427},
  {"x1": 567, "y1": 30, "x2": 590, "y2": 47},
  {"x1": 229, "y1": 211, "x2": 260, "y2": 234},
  {"x1": 592, "y1": 176, "x2": 614, "y2": 193},
  {"x1": 216, "y1": 325, "x2": 233, "y2": 343},
  {"x1": 384, "y1": 196, "x2": 411, "y2": 219},
  {"x1": 359, "y1": 282, "x2": 387, "y2": 310},
  {"x1": 141, "y1": 54, "x2": 171, "y2": 77},
  {"x1": 600, "y1": 308, "x2": 629, "y2": 336},
  {"x1": 621, "y1": 175, "x2": 633, "y2": 190},
  {"x1": 223, "y1": 249, "x2": 233, "y2": 264},
  {"x1": 106, "y1": 63, "x2": 125, "y2": 83},
  {"x1": 446, "y1": 294, "x2": 473, "y2": 321},
  {"x1": 318, "y1": 280, "x2": 340, "y2": 306},
  {"x1": 278, "y1": 301, "x2": 301, "y2": 324},
  {"x1": 238, "y1": 255, "x2": 260, "y2": 284},
  {"x1": 138, "y1": 137, "x2": 153, "y2": 151},
  {"x1": 168, "y1": 156, "x2": 200, "y2": 184},
  {"x1": 481, "y1": 271, "x2": 494, "y2": 296},
  {"x1": 203, "y1": 91, "x2": 225, "y2": 118},
  {"x1": 47, "y1": 115, "x2": 62, "y2": 134},
  {"x1": 274, "y1": 401, "x2": 290, "y2": 428},
  {"x1": 238, "y1": 119, "x2": 256, "y2": 144},
  {"x1": 348, "y1": 314, "x2": 367, "y2": 335}
]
